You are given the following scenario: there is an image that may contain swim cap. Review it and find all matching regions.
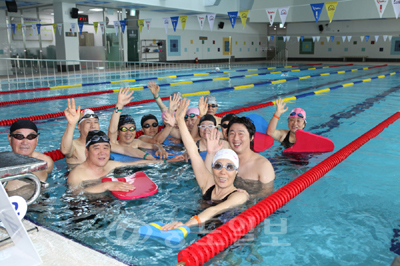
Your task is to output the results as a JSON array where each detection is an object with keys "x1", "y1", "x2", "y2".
[
  {"x1": 78, "y1": 109, "x2": 98, "y2": 124},
  {"x1": 141, "y1": 114, "x2": 158, "y2": 127},
  {"x1": 10, "y1": 119, "x2": 38, "y2": 133},
  {"x1": 85, "y1": 130, "x2": 110, "y2": 148},
  {"x1": 289, "y1": 108, "x2": 307, "y2": 123},
  {"x1": 212, "y1": 149, "x2": 239, "y2": 170},
  {"x1": 215, "y1": 67, "x2": 220, "y2": 72},
  {"x1": 221, "y1": 113, "x2": 237, "y2": 124},
  {"x1": 118, "y1": 115, "x2": 136, "y2": 129},
  {"x1": 205, "y1": 95, "x2": 217, "y2": 105},
  {"x1": 199, "y1": 114, "x2": 217, "y2": 126},
  {"x1": 186, "y1": 107, "x2": 200, "y2": 116},
  {"x1": 170, "y1": 91, "x2": 182, "y2": 100}
]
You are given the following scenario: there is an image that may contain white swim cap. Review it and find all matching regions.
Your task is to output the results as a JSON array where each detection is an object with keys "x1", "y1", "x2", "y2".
[
  {"x1": 78, "y1": 109, "x2": 98, "y2": 124},
  {"x1": 212, "y1": 149, "x2": 239, "y2": 170},
  {"x1": 216, "y1": 67, "x2": 220, "y2": 71}
]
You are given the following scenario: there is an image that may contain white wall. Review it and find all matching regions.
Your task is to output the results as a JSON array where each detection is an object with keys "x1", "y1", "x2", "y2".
[
  {"x1": 286, "y1": 18, "x2": 400, "y2": 59},
  {"x1": 139, "y1": 11, "x2": 268, "y2": 61}
]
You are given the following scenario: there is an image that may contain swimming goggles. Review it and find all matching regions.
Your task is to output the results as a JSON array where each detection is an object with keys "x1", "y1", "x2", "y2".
[
  {"x1": 10, "y1": 133, "x2": 40, "y2": 140},
  {"x1": 212, "y1": 162, "x2": 238, "y2": 171},
  {"x1": 143, "y1": 122, "x2": 158, "y2": 128},
  {"x1": 185, "y1": 113, "x2": 197, "y2": 119},
  {"x1": 289, "y1": 112, "x2": 304, "y2": 119},
  {"x1": 220, "y1": 124, "x2": 229, "y2": 129},
  {"x1": 119, "y1": 126, "x2": 136, "y2": 132},
  {"x1": 208, "y1": 104, "x2": 218, "y2": 108},
  {"x1": 85, "y1": 135, "x2": 110, "y2": 147},
  {"x1": 78, "y1": 113, "x2": 99, "y2": 123},
  {"x1": 198, "y1": 124, "x2": 216, "y2": 129}
]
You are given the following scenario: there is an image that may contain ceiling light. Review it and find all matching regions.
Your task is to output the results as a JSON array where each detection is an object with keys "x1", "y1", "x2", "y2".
[
  {"x1": 51, "y1": 13, "x2": 54, "y2": 15},
  {"x1": 78, "y1": 11, "x2": 84, "y2": 14},
  {"x1": 89, "y1": 8, "x2": 103, "y2": 12}
]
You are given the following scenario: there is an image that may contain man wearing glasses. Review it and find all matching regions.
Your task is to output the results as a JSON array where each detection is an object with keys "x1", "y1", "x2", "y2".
[
  {"x1": 6, "y1": 119, "x2": 54, "y2": 191},
  {"x1": 61, "y1": 98, "x2": 100, "y2": 169}
]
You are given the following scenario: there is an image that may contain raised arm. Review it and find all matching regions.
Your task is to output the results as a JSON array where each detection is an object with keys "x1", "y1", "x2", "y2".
[
  {"x1": 148, "y1": 81, "x2": 168, "y2": 112},
  {"x1": 190, "y1": 96, "x2": 208, "y2": 139},
  {"x1": 266, "y1": 98, "x2": 289, "y2": 141},
  {"x1": 108, "y1": 87, "x2": 134, "y2": 143},
  {"x1": 173, "y1": 98, "x2": 213, "y2": 191},
  {"x1": 204, "y1": 128, "x2": 224, "y2": 173},
  {"x1": 60, "y1": 98, "x2": 80, "y2": 157}
]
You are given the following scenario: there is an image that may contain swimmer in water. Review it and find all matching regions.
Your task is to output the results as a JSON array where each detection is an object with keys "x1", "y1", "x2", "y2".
[
  {"x1": 266, "y1": 98, "x2": 306, "y2": 149},
  {"x1": 161, "y1": 99, "x2": 248, "y2": 230}
]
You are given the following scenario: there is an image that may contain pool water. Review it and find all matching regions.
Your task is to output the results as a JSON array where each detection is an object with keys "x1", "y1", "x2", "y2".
[{"x1": 1, "y1": 63, "x2": 399, "y2": 265}]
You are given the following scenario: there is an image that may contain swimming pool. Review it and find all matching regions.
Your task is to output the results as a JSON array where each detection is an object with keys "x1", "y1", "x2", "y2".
[{"x1": 1, "y1": 63, "x2": 399, "y2": 265}]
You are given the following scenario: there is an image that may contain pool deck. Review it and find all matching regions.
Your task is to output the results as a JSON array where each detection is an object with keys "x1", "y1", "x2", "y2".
[{"x1": 0, "y1": 219, "x2": 127, "y2": 266}]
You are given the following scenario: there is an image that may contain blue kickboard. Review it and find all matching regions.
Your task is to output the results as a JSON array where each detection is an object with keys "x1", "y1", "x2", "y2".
[
  {"x1": 246, "y1": 114, "x2": 269, "y2": 134},
  {"x1": 110, "y1": 153, "x2": 142, "y2": 163},
  {"x1": 139, "y1": 221, "x2": 190, "y2": 245}
]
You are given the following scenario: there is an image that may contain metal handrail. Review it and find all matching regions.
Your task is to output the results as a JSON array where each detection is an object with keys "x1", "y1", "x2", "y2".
[{"x1": 0, "y1": 173, "x2": 41, "y2": 205}]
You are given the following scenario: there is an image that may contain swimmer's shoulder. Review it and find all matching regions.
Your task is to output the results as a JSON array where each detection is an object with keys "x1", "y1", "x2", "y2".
[{"x1": 33, "y1": 151, "x2": 54, "y2": 173}]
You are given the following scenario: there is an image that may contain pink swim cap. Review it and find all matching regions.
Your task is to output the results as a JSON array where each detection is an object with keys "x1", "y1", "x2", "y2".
[
  {"x1": 186, "y1": 107, "x2": 200, "y2": 116},
  {"x1": 289, "y1": 108, "x2": 306, "y2": 122}
]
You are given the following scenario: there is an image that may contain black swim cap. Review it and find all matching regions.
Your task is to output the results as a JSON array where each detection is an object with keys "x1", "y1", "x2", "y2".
[
  {"x1": 221, "y1": 113, "x2": 237, "y2": 124},
  {"x1": 10, "y1": 119, "x2": 38, "y2": 133},
  {"x1": 199, "y1": 114, "x2": 217, "y2": 126},
  {"x1": 118, "y1": 115, "x2": 136, "y2": 129},
  {"x1": 85, "y1": 130, "x2": 110, "y2": 148},
  {"x1": 141, "y1": 114, "x2": 158, "y2": 127}
]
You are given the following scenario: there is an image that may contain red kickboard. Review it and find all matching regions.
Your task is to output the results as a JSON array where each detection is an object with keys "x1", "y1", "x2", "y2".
[
  {"x1": 283, "y1": 129, "x2": 334, "y2": 154},
  {"x1": 102, "y1": 171, "x2": 158, "y2": 200},
  {"x1": 253, "y1": 132, "x2": 275, "y2": 153}
]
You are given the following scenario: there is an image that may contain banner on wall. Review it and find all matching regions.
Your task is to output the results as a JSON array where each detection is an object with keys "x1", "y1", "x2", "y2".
[
  {"x1": 239, "y1": 10, "x2": 249, "y2": 29},
  {"x1": 301, "y1": 36, "x2": 304, "y2": 41},
  {"x1": 388, "y1": 35, "x2": 392, "y2": 41},
  {"x1": 93, "y1": 22, "x2": 98, "y2": 34},
  {"x1": 197, "y1": 14, "x2": 206, "y2": 30},
  {"x1": 316, "y1": 36, "x2": 320, "y2": 42},
  {"x1": 119, "y1": 20, "x2": 126, "y2": 34},
  {"x1": 268, "y1": 36, "x2": 270, "y2": 41},
  {"x1": 180, "y1": 16, "x2": 188, "y2": 31},
  {"x1": 360, "y1": 35, "x2": 364, "y2": 42},
  {"x1": 163, "y1": 17, "x2": 169, "y2": 34},
  {"x1": 374, "y1": 0, "x2": 388, "y2": 18},
  {"x1": 286, "y1": 36, "x2": 290, "y2": 42},
  {"x1": 17, "y1": 24, "x2": 21, "y2": 33},
  {"x1": 283, "y1": 36, "x2": 287, "y2": 42},
  {"x1": 78, "y1": 22, "x2": 84, "y2": 35},
  {"x1": 270, "y1": 36, "x2": 274, "y2": 41},
  {"x1": 375, "y1": 35, "x2": 379, "y2": 42},
  {"x1": 325, "y1": 2, "x2": 338, "y2": 23},
  {"x1": 278, "y1": 7, "x2": 290, "y2": 26},
  {"x1": 113, "y1": 21, "x2": 119, "y2": 36},
  {"x1": 36, "y1": 24, "x2": 41, "y2": 35},
  {"x1": 227, "y1": 11, "x2": 238, "y2": 28},
  {"x1": 310, "y1": 3, "x2": 325, "y2": 23},
  {"x1": 145, "y1": 19, "x2": 152, "y2": 32},
  {"x1": 383, "y1": 35, "x2": 388, "y2": 41},
  {"x1": 365, "y1": 35, "x2": 370, "y2": 41},
  {"x1": 32, "y1": 24, "x2": 37, "y2": 35},
  {"x1": 138, "y1": 19, "x2": 144, "y2": 33},
  {"x1": 297, "y1": 36, "x2": 300, "y2": 42},
  {"x1": 207, "y1": 13, "x2": 216, "y2": 31},
  {"x1": 11, "y1": 24, "x2": 16, "y2": 34},
  {"x1": 171, "y1": 16, "x2": 179, "y2": 32},
  {"x1": 99, "y1": 21, "x2": 105, "y2": 34},
  {"x1": 342, "y1": 36, "x2": 346, "y2": 42},
  {"x1": 347, "y1": 35, "x2": 352, "y2": 42},
  {"x1": 330, "y1": 36, "x2": 334, "y2": 42},
  {"x1": 52, "y1": 23, "x2": 56, "y2": 34},
  {"x1": 312, "y1": 36, "x2": 316, "y2": 42},
  {"x1": 326, "y1": 36, "x2": 330, "y2": 42},
  {"x1": 392, "y1": 0, "x2": 400, "y2": 19},
  {"x1": 265, "y1": 8, "x2": 277, "y2": 25}
]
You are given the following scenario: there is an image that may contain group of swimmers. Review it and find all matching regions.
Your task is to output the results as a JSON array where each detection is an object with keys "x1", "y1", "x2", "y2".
[{"x1": 4, "y1": 80, "x2": 307, "y2": 231}]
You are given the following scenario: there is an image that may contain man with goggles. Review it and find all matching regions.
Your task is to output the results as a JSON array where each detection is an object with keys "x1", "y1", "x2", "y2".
[
  {"x1": 107, "y1": 88, "x2": 170, "y2": 160},
  {"x1": 61, "y1": 99, "x2": 100, "y2": 169},
  {"x1": 6, "y1": 119, "x2": 54, "y2": 192},
  {"x1": 267, "y1": 98, "x2": 307, "y2": 149},
  {"x1": 205, "y1": 94, "x2": 221, "y2": 125},
  {"x1": 68, "y1": 130, "x2": 184, "y2": 193}
]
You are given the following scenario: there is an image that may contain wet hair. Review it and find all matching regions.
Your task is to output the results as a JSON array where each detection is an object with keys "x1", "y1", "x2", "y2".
[
  {"x1": 141, "y1": 114, "x2": 158, "y2": 127},
  {"x1": 221, "y1": 113, "x2": 237, "y2": 125},
  {"x1": 118, "y1": 115, "x2": 136, "y2": 129},
  {"x1": 227, "y1": 116, "x2": 256, "y2": 151},
  {"x1": 198, "y1": 114, "x2": 217, "y2": 136}
]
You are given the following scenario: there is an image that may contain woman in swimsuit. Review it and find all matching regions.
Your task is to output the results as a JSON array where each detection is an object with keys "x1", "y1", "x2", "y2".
[
  {"x1": 266, "y1": 98, "x2": 307, "y2": 149},
  {"x1": 162, "y1": 99, "x2": 248, "y2": 231}
]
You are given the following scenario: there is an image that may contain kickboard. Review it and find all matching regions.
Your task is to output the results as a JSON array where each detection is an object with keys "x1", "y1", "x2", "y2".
[
  {"x1": 139, "y1": 221, "x2": 190, "y2": 245},
  {"x1": 246, "y1": 114, "x2": 274, "y2": 153},
  {"x1": 146, "y1": 148, "x2": 184, "y2": 159},
  {"x1": 283, "y1": 129, "x2": 334, "y2": 154},
  {"x1": 163, "y1": 135, "x2": 183, "y2": 147},
  {"x1": 110, "y1": 153, "x2": 143, "y2": 163},
  {"x1": 102, "y1": 171, "x2": 158, "y2": 200}
]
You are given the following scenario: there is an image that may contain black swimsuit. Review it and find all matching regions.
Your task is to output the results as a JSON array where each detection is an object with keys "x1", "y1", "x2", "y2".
[
  {"x1": 202, "y1": 185, "x2": 237, "y2": 205},
  {"x1": 281, "y1": 131, "x2": 294, "y2": 149}
]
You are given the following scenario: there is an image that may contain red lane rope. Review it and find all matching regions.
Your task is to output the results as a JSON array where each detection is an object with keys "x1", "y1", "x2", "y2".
[{"x1": 176, "y1": 111, "x2": 400, "y2": 266}]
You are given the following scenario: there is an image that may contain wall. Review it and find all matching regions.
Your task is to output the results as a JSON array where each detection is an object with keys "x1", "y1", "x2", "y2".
[
  {"x1": 286, "y1": 18, "x2": 400, "y2": 60},
  {"x1": 139, "y1": 11, "x2": 268, "y2": 62}
]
